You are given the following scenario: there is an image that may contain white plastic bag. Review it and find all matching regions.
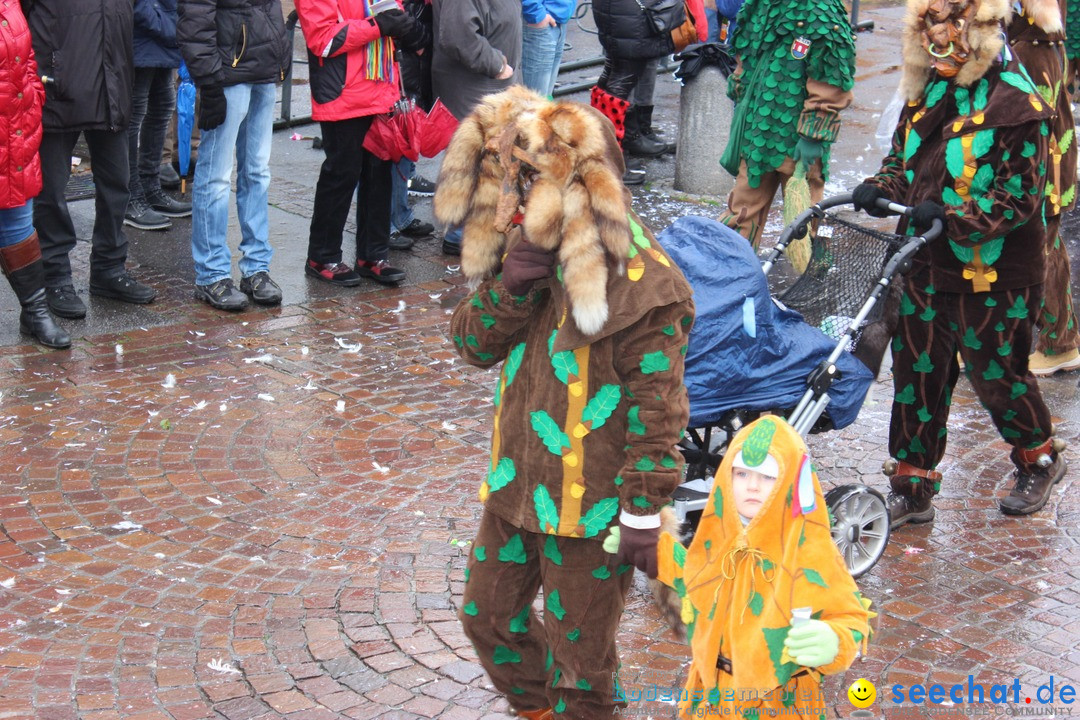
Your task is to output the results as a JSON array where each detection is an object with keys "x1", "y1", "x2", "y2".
[{"x1": 875, "y1": 89, "x2": 906, "y2": 153}]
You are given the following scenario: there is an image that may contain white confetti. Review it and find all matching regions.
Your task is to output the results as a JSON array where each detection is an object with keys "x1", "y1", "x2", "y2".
[
  {"x1": 372, "y1": 461, "x2": 389, "y2": 474},
  {"x1": 64, "y1": 443, "x2": 85, "y2": 448},
  {"x1": 389, "y1": 300, "x2": 406, "y2": 314},
  {"x1": 111, "y1": 521, "x2": 142, "y2": 531},
  {"x1": 250, "y1": 556, "x2": 266, "y2": 564},
  {"x1": 191, "y1": 330, "x2": 205, "y2": 337},
  {"x1": 243, "y1": 354, "x2": 274, "y2": 364},
  {"x1": 219, "y1": 403, "x2": 227, "y2": 412},
  {"x1": 301, "y1": 380, "x2": 317, "y2": 390},
  {"x1": 162, "y1": 374, "x2": 176, "y2": 389},
  {"x1": 115, "y1": 344, "x2": 124, "y2": 355},
  {"x1": 55, "y1": 589, "x2": 71, "y2": 595},
  {"x1": 193, "y1": 400, "x2": 207, "y2": 410},
  {"x1": 148, "y1": 410, "x2": 159, "y2": 417},
  {"x1": 301, "y1": 346, "x2": 309, "y2": 355},
  {"x1": 441, "y1": 421, "x2": 457, "y2": 431},
  {"x1": 414, "y1": 510, "x2": 425, "y2": 516},
  {"x1": 334, "y1": 337, "x2": 363, "y2": 354},
  {"x1": 257, "y1": 393, "x2": 275, "y2": 402},
  {"x1": 208, "y1": 658, "x2": 243, "y2": 675},
  {"x1": 335, "y1": 400, "x2": 346, "y2": 413},
  {"x1": 206, "y1": 497, "x2": 222, "y2": 506},
  {"x1": 154, "y1": 553, "x2": 165, "y2": 559},
  {"x1": 0, "y1": 578, "x2": 14, "y2": 589},
  {"x1": 47, "y1": 603, "x2": 63, "y2": 613},
  {"x1": 428, "y1": 293, "x2": 442, "y2": 300}
]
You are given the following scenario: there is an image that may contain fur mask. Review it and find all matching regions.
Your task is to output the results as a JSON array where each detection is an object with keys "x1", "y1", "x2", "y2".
[
  {"x1": 900, "y1": 0, "x2": 1011, "y2": 101},
  {"x1": 433, "y1": 87, "x2": 631, "y2": 336}
]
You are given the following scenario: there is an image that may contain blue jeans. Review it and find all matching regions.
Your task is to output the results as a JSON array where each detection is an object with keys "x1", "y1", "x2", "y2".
[
  {"x1": 444, "y1": 225, "x2": 462, "y2": 248},
  {"x1": 0, "y1": 200, "x2": 34, "y2": 247},
  {"x1": 190, "y1": 82, "x2": 275, "y2": 286},
  {"x1": 391, "y1": 157, "x2": 415, "y2": 233},
  {"x1": 520, "y1": 22, "x2": 568, "y2": 97}
]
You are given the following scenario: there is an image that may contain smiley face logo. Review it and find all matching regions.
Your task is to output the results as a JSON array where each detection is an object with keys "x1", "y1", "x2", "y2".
[{"x1": 848, "y1": 678, "x2": 876, "y2": 709}]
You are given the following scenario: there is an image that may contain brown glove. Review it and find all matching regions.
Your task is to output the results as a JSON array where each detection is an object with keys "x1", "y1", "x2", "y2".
[{"x1": 500, "y1": 239, "x2": 556, "y2": 296}]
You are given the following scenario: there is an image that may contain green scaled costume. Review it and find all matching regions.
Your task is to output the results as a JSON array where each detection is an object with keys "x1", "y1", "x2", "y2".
[{"x1": 722, "y1": 0, "x2": 856, "y2": 188}]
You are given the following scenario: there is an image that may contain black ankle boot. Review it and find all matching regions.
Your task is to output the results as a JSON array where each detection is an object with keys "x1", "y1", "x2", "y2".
[
  {"x1": 623, "y1": 107, "x2": 669, "y2": 158},
  {"x1": 637, "y1": 105, "x2": 676, "y2": 155},
  {"x1": 1, "y1": 234, "x2": 72, "y2": 349}
]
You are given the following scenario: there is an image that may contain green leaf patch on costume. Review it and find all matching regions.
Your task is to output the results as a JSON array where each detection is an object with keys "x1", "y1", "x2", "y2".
[
  {"x1": 509, "y1": 604, "x2": 531, "y2": 633},
  {"x1": 544, "y1": 535, "x2": 563, "y2": 566},
  {"x1": 498, "y1": 534, "x2": 528, "y2": 564},
  {"x1": 640, "y1": 351, "x2": 671, "y2": 375},
  {"x1": 803, "y1": 568, "x2": 829, "y2": 588},
  {"x1": 534, "y1": 486, "x2": 560, "y2": 533},
  {"x1": 487, "y1": 457, "x2": 516, "y2": 493},
  {"x1": 582, "y1": 385, "x2": 622, "y2": 430},
  {"x1": 627, "y1": 406, "x2": 646, "y2": 435},
  {"x1": 546, "y1": 589, "x2": 567, "y2": 620},
  {"x1": 493, "y1": 646, "x2": 522, "y2": 665},
  {"x1": 531, "y1": 410, "x2": 570, "y2": 455},
  {"x1": 504, "y1": 343, "x2": 526, "y2": 388},
  {"x1": 551, "y1": 351, "x2": 579, "y2": 385},
  {"x1": 581, "y1": 497, "x2": 619, "y2": 538}
]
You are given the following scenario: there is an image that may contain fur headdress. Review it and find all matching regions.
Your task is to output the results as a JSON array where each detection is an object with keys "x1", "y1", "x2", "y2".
[
  {"x1": 1017, "y1": 0, "x2": 1063, "y2": 34},
  {"x1": 899, "y1": 0, "x2": 1012, "y2": 101},
  {"x1": 433, "y1": 87, "x2": 631, "y2": 336}
]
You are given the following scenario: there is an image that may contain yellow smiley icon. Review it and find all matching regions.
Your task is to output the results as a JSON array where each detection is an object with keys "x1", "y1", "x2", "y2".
[{"x1": 848, "y1": 678, "x2": 876, "y2": 709}]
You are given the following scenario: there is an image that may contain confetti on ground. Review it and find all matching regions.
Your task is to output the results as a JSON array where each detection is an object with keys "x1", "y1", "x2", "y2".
[
  {"x1": 903, "y1": 547, "x2": 924, "y2": 555},
  {"x1": 257, "y1": 394, "x2": 275, "y2": 402},
  {"x1": 0, "y1": 578, "x2": 14, "y2": 589},
  {"x1": 334, "y1": 337, "x2": 363, "y2": 353},
  {"x1": 301, "y1": 380, "x2": 317, "y2": 390},
  {"x1": 372, "y1": 461, "x2": 389, "y2": 474},
  {"x1": 112, "y1": 521, "x2": 143, "y2": 531},
  {"x1": 55, "y1": 589, "x2": 71, "y2": 595},
  {"x1": 206, "y1": 497, "x2": 222, "y2": 506},
  {"x1": 441, "y1": 421, "x2": 457, "y2": 431},
  {"x1": 207, "y1": 658, "x2": 242, "y2": 675},
  {"x1": 301, "y1": 346, "x2": 309, "y2": 355},
  {"x1": 336, "y1": 400, "x2": 345, "y2": 413},
  {"x1": 159, "y1": 419, "x2": 171, "y2": 430},
  {"x1": 115, "y1": 344, "x2": 124, "y2": 355},
  {"x1": 219, "y1": 403, "x2": 227, "y2": 412},
  {"x1": 162, "y1": 374, "x2": 176, "y2": 388},
  {"x1": 243, "y1": 354, "x2": 274, "y2": 364},
  {"x1": 389, "y1": 301, "x2": 406, "y2": 314},
  {"x1": 193, "y1": 400, "x2": 207, "y2": 410}
]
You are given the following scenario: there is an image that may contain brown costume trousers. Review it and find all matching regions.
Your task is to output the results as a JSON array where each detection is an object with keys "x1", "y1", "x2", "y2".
[
  {"x1": 718, "y1": 158, "x2": 825, "y2": 248},
  {"x1": 1036, "y1": 213, "x2": 1080, "y2": 354},
  {"x1": 460, "y1": 509, "x2": 633, "y2": 719},
  {"x1": 889, "y1": 281, "x2": 1053, "y2": 480}
]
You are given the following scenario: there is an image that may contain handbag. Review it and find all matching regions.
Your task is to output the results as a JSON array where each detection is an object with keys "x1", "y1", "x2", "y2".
[
  {"x1": 669, "y1": 7, "x2": 698, "y2": 52},
  {"x1": 635, "y1": 0, "x2": 687, "y2": 35}
]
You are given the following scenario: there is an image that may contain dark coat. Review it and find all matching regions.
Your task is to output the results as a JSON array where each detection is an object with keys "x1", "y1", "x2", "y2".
[
  {"x1": 21, "y1": 0, "x2": 133, "y2": 132},
  {"x1": 134, "y1": 0, "x2": 182, "y2": 68},
  {"x1": 591, "y1": 0, "x2": 673, "y2": 60},
  {"x1": 177, "y1": 0, "x2": 291, "y2": 88}
]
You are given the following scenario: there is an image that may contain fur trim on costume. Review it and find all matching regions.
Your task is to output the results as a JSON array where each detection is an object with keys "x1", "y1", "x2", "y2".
[
  {"x1": 900, "y1": 0, "x2": 1011, "y2": 101},
  {"x1": 434, "y1": 88, "x2": 631, "y2": 336},
  {"x1": 1019, "y1": 0, "x2": 1062, "y2": 33}
]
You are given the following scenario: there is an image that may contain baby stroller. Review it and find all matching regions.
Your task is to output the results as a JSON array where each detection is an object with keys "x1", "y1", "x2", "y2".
[{"x1": 657, "y1": 195, "x2": 943, "y2": 578}]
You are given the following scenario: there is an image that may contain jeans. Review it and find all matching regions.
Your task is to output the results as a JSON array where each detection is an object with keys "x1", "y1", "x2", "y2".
[
  {"x1": 191, "y1": 82, "x2": 275, "y2": 286},
  {"x1": 391, "y1": 157, "x2": 415, "y2": 233},
  {"x1": 444, "y1": 225, "x2": 462, "y2": 248},
  {"x1": 308, "y1": 115, "x2": 393, "y2": 264},
  {"x1": 703, "y1": 8, "x2": 721, "y2": 42},
  {"x1": 0, "y1": 200, "x2": 34, "y2": 247},
  {"x1": 630, "y1": 57, "x2": 658, "y2": 106},
  {"x1": 129, "y1": 66, "x2": 178, "y2": 200},
  {"x1": 521, "y1": 21, "x2": 568, "y2": 97},
  {"x1": 37, "y1": 129, "x2": 130, "y2": 286}
]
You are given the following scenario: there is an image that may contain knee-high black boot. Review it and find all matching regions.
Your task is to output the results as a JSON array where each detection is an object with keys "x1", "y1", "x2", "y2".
[{"x1": 1, "y1": 234, "x2": 71, "y2": 349}]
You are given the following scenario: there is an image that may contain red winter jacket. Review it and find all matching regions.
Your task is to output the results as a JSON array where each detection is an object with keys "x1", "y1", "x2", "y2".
[
  {"x1": 295, "y1": 0, "x2": 403, "y2": 121},
  {"x1": 0, "y1": 1, "x2": 43, "y2": 210}
]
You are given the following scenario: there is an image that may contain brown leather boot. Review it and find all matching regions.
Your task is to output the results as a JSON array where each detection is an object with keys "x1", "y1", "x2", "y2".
[
  {"x1": 1000, "y1": 439, "x2": 1067, "y2": 515},
  {"x1": 0, "y1": 233, "x2": 71, "y2": 349},
  {"x1": 884, "y1": 460, "x2": 940, "y2": 529}
]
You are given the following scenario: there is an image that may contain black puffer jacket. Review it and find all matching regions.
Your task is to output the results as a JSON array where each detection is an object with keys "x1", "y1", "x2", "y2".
[
  {"x1": 177, "y1": 0, "x2": 291, "y2": 88},
  {"x1": 22, "y1": 0, "x2": 133, "y2": 132},
  {"x1": 592, "y1": 0, "x2": 672, "y2": 60}
]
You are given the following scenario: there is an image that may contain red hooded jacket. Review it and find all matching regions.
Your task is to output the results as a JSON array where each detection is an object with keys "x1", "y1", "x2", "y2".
[
  {"x1": 295, "y1": 0, "x2": 403, "y2": 121},
  {"x1": 0, "y1": 0, "x2": 43, "y2": 209}
]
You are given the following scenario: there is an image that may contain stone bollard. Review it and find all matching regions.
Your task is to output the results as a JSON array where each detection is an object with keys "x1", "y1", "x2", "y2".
[{"x1": 674, "y1": 64, "x2": 734, "y2": 199}]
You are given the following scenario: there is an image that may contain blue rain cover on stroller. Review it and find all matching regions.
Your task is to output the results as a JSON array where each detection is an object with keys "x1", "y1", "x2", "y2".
[{"x1": 656, "y1": 216, "x2": 874, "y2": 429}]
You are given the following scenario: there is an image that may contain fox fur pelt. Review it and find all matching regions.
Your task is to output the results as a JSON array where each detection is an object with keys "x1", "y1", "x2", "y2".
[{"x1": 433, "y1": 87, "x2": 631, "y2": 336}]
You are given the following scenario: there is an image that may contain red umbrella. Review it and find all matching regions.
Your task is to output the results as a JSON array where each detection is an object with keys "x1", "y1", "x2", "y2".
[
  {"x1": 418, "y1": 99, "x2": 458, "y2": 158},
  {"x1": 363, "y1": 96, "x2": 459, "y2": 163}
]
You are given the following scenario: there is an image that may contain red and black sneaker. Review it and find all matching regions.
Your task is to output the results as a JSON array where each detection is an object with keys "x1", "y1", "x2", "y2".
[
  {"x1": 356, "y1": 259, "x2": 406, "y2": 285},
  {"x1": 306, "y1": 259, "x2": 362, "y2": 287}
]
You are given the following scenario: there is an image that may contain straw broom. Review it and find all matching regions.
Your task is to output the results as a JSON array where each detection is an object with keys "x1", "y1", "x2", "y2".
[{"x1": 782, "y1": 162, "x2": 813, "y2": 273}]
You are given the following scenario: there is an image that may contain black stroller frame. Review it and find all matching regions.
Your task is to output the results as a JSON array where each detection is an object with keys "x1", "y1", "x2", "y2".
[{"x1": 672, "y1": 194, "x2": 944, "y2": 578}]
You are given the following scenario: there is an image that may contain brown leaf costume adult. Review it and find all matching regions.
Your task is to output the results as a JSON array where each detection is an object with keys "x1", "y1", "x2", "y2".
[
  {"x1": 858, "y1": 0, "x2": 1067, "y2": 526},
  {"x1": 439, "y1": 86, "x2": 694, "y2": 719},
  {"x1": 654, "y1": 417, "x2": 873, "y2": 718}
]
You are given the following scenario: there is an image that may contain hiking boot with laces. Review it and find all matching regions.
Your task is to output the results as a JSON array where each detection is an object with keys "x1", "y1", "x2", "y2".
[
  {"x1": 399, "y1": 218, "x2": 434, "y2": 238},
  {"x1": 146, "y1": 188, "x2": 192, "y2": 218},
  {"x1": 124, "y1": 197, "x2": 172, "y2": 230},
  {"x1": 1000, "y1": 453, "x2": 1066, "y2": 515},
  {"x1": 356, "y1": 258, "x2": 405, "y2": 285},
  {"x1": 90, "y1": 270, "x2": 157, "y2": 304},
  {"x1": 45, "y1": 284, "x2": 87, "y2": 318},
  {"x1": 306, "y1": 260, "x2": 361, "y2": 287},
  {"x1": 239, "y1": 271, "x2": 283, "y2": 305},
  {"x1": 407, "y1": 175, "x2": 436, "y2": 196},
  {"x1": 1028, "y1": 348, "x2": 1080, "y2": 376},
  {"x1": 195, "y1": 278, "x2": 249, "y2": 311},
  {"x1": 886, "y1": 490, "x2": 935, "y2": 530}
]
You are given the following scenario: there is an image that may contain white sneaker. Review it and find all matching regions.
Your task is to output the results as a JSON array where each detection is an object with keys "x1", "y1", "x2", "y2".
[{"x1": 1029, "y1": 348, "x2": 1080, "y2": 376}]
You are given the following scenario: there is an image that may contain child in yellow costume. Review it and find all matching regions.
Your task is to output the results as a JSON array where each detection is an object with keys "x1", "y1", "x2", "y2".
[{"x1": 655, "y1": 417, "x2": 873, "y2": 718}]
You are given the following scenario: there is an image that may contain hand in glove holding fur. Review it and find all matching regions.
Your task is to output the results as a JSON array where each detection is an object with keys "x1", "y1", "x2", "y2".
[
  {"x1": 784, "y1": 619, "x2": 840, "y2": 667},
  {"x1": 605, "y1": 512, "x2": 660, "y2": 579},
  {"x1": 500, "y1": 239, "x2": 555, "y2": 296}
]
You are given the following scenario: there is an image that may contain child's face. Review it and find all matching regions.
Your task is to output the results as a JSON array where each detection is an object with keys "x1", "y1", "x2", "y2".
[{"x1": 732, "y1": 466, "x2": 778, "y2": 519}]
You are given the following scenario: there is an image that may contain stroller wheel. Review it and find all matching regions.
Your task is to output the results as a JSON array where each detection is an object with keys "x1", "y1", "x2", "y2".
[{"x1": 824, "y1": 484, "x2": 890, "y2": 579}]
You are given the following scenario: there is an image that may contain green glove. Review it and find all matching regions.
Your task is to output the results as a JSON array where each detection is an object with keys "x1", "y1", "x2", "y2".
[
  {"x1": 784, "y1": 619, "x2": 840, "y2": 667},
  {"x1": 792, "y1": 136, "x2": 824, "y2": 167}
]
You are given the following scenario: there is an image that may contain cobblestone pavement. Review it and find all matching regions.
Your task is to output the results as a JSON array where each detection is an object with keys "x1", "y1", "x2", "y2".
[{"x1": 2, "y1": 3, "x2": 1080, "y2": 719}]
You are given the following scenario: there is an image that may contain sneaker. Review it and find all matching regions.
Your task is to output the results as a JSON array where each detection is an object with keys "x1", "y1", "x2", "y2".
[
  {"x1": 306, "y1": 259, "x2": 362, "y2": 287},
  {"x1": 389, "y1": 232, "x2": 415, "y2": 251},
  {"x1": 357, "y1": 259, "x2": 406, "y2": 285},
  {"x1": 89, "y1": 271, "x2": 156, "y2": 304},
  {"x1": 45, "y1": 284, "x2": 87, "y2": 319},
  {"x1": 399, "y1": 218, "x2": 435, "y2": 238},
  {"x1": 195, "y1": 278, "x2": 249, "y2": 311},
  {"x1": 886, "y1": 489, "x2": 935, "y2": 530},
  {"x1": 1000, "y1": 454, "x2": 1066, "y2": 515},
  {"x1": 407, "y1": 175, "x2": 436, "y2": 197},
  {"x1": 1028, "y1": 348, "x2": 1080, "y2": 376},
  {"x1": 159, "y1": 163, "x2": 182, "y2": 191},
  {"x1": 146, "y1": 188, "x2": 192, "y2": 218},
  {"x1": 441, "y1": 240, "x2": 461, "y2": 256},
  {"x1": 239, "y1": 271, "x2": 283, "y2": 305},
  {"x1": 124, "y1": 198, "x2": 172, "y2": 231}
]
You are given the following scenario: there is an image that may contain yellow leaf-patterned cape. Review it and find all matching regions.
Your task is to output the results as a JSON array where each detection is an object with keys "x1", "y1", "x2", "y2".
[{"x1": 657, "y1": 417, "x2": 873, "y2": 717}]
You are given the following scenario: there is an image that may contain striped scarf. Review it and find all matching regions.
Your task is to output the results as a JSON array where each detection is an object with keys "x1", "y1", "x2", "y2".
[{"x1": 364, "y1": 0, "x2": 397, "y2": 83}]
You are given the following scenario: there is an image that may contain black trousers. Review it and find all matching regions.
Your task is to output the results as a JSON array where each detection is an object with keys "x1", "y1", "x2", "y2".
[
  {"x1": 37, "y1": 129, "x2": 130, "y2": 287},
  {"x1": 596, "y1": 56, "x2": 651, "y2": 100},
  {"x1": 308, "y1": 116, "x2": 392, "y2": 265}
]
